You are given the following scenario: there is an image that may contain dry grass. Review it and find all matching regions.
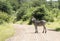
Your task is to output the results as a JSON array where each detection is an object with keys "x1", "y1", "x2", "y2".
[{"x1": 0, "y1": 23, "x2": 14, "y2": 41}]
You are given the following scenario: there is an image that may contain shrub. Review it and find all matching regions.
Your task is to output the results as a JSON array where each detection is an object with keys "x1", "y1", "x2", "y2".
[{"x1": 0, "y1": 11, "x2": 10, "y2": 24}]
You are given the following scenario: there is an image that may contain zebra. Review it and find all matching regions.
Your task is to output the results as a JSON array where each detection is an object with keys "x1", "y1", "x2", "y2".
[{"x1": 32, "y1": 17, "x2": 47, "y2": 33}]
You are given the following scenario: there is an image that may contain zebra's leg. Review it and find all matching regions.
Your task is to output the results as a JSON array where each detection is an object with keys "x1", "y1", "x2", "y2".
[
  {"x1": 42, "y1": 25, "x2": 47, "y2": 33},
  {"x1": 34, "y1": 24, "x2": 38, "y2": 33},
  {"x1": 42, "y1": 26, "x2": 44, "y2": 33}
]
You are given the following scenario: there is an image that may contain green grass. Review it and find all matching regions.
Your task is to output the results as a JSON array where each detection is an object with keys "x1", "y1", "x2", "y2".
[
  {"x1": 16, "y1": 20, "x2": 29, "y2": 25},
  {"x1": 46, "y1": 22, "x2": 60, "y2": 31},
  {"x1": 0, "y1": 23, "x2": 15, "y2": 41}
]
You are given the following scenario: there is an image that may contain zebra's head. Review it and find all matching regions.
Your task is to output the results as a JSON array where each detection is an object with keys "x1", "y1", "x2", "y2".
[{"x1": 31, "y1": 17, "x2": 36, "y2": 23}]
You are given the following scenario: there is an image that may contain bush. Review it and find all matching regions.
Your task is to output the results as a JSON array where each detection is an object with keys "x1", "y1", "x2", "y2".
[
  {"x1": 0, "y1": 1, "x2": 12, "y2": 14},
  {"x1": 0, "y1": 12, "x2": 10, "y2": 24}
]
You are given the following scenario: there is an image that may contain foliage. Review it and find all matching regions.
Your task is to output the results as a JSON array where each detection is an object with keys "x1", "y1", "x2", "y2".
[
  {"x1": 0, "y1": 0, "x2": 60, "y2": 24},
  {"x1": 0, "y1": 1, "x2": 13, "y2": 14},
  {"x1": 0, "y1": 11, "x2": 10, "y2": 24}
]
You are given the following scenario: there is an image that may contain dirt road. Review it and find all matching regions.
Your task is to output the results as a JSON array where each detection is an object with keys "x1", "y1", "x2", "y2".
[{"x1": 6, "y1": 24, "x2": 60, "y2": 41}]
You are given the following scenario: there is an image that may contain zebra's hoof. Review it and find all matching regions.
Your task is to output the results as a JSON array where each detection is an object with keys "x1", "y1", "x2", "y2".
[
  {"x1": 35, "y1": 31, "x2": 38, "y2": 33},
  {"x1": 45, "y1": 31, "x2": 47, "y2": 33},
  {"x1": 42, "y1": 31, "x2": 44, "y2": 33},
  {"x1": 42, "y1": 31, "x2": 47, "y2": 33}
]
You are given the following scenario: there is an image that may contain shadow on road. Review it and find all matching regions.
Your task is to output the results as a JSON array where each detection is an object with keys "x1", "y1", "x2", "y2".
[{"x1": 55, "y1": 28, "x2": 60, "y2": 31}]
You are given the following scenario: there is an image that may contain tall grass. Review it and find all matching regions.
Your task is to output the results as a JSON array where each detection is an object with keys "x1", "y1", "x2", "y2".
[
  {"x1": 46, "y1": 22, "x2": 60, "y2": 31},
  {"x1": 0, "y1": 23, "x2": 14, "y2": 41}
]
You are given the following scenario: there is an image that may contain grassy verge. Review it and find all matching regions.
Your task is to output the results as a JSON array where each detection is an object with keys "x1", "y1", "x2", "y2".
[
  {"x1": 0, "y1": 23, "x2": 14, "y2": 41},
  {"x1": 46, "y1": 22, "x2": 60, "y2": 31}
]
